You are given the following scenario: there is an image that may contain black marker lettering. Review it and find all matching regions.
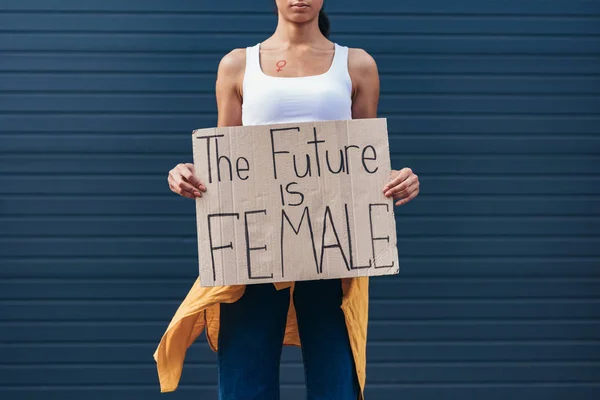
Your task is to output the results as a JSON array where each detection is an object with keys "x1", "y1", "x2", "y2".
[
  {"x1": 281, "y1": 207, "x2": 318, "y2": 277},
  {"x1": 306, "y1": 127, "x2": 325, "y2": 177},
  {"x1": 369, "y1": 203, "x2": 395, "y2": 269},
  {"x1": 285, "y1": 182, "x2": 305, "y2": 206},
  {"x1": 215, "y1": 138, "x2": 233, "y2": 182},
  {"x1": 319, "y1": 206, "x2": 350, "y2": 273},
  {"x1": 207, "y1": 213, "x2": 240, "y2": 282},
  {"x1": 325, "y1": 149, "x2": 345, "y2": 174},
  {"x1": 279, "y1": 184, "x2": 286, "y2": 206},
  {"x1": 293, "y1": 154, "x2": 311, "y2": 178},
  {"x1": 345, "y1": 203, "x2": 371, "y2": 269},
  {"x1": 270, "y1": 127, "x2": 299, "y2": 179},
  {"x1": 361, "y1": 145, "x2": 378, "y2": 174},
  {"x1": 244, "y1": 210, "x2": 272, "y2": 279},
  {"x1": 344, "y1": 145, "x2": 360, "y2": 174},
  {"x1": 195, "y1": 134, "x2": 224, "y2": 184},
  {"x1": 236, "y1": 157, "x2": 250, "y2": 180}
]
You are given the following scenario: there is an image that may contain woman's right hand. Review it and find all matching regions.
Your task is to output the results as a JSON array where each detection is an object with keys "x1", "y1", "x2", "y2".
[{"x1": 168, "y1": 163, "x2": 206, "y2": 199}]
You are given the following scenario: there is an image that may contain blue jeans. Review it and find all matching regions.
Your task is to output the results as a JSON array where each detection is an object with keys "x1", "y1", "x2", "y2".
[{"x1": 217, "y1": 279, "x2": 360, "y2": 400}]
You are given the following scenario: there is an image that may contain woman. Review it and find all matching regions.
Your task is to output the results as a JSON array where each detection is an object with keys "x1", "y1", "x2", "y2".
[{"x1": 156, "y1": 1, "x2": 420, "y2": 399}]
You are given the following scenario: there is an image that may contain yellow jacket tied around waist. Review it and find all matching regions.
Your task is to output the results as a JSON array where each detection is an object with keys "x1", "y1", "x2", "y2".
[{"x1": 153, "y1": 276, "x2": 369, "y2": 399}]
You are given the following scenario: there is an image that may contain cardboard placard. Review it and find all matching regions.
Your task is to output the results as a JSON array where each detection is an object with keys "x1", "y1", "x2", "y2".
[{"x1": 192, "y1": 118, "x2": 399, "y2": 287}]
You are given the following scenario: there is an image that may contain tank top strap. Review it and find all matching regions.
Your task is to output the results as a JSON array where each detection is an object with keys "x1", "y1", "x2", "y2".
[
  {"x1": 245, "y1": 43, "x2": 261, "y2": 76},
  {"x1": 330, "y1": 43, "x2": 352, "y2": 91},
  {"x1": 329, "y1": 43, "x2": 348, "y2": 72}
]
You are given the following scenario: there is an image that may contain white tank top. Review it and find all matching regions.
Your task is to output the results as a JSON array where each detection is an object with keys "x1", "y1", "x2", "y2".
[{"x1": 242, "y1": 42, "x2": 353, "y2": 126}]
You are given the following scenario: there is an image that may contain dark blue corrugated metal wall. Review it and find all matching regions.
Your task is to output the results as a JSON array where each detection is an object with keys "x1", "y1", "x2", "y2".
[{"x1": 1, "y1": 1, "x2": 600, "y2": 399}]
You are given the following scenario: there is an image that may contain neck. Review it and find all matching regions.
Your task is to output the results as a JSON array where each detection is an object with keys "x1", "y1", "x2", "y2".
[{"x1": 273, "y1": 15, "x2": 324, "y2": 46}]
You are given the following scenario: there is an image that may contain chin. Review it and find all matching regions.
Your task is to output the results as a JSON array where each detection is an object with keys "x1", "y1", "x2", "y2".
[
  {"x1": 291, "y1": 16, "x2": 312, "y2": 24},
  {"x1": 286, "y1": 12, "x2": 314, "y2": 24}
]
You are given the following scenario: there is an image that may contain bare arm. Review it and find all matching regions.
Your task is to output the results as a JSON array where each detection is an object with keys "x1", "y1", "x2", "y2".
[
  {"x1": 216, "y1": 48, "x2": 245, "y2": 127},
  {"x1": 349, "y1": 48, "x2": 380, "y2": 120},
  {"x1": 349, "y1": 48, "x2": 420, "y2": 206},
  {"x1": 167, "y1": 49, "x2": 245, "y2": 199}
]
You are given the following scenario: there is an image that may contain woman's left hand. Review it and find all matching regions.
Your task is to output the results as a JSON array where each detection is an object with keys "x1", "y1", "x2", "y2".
[{"x1": 383, "y1": 168, "x2": 420, "y2": 206}]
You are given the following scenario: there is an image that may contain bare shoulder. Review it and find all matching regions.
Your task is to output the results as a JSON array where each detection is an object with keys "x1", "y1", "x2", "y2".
[
  {"x1": 347, "y1": 48, "x2": 379, "y2": 101},
  {"x1": 348, "y1": 48, "x2": 378, "y2": 76},
  {"x1": 217, "y1": 48, "x2": 246, "y2": 79}
]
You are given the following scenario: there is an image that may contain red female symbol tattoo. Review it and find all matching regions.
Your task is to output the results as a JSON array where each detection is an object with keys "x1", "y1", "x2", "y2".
[{"x1": 276, "y1": 60, "x2": 287, "y2": 72}]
